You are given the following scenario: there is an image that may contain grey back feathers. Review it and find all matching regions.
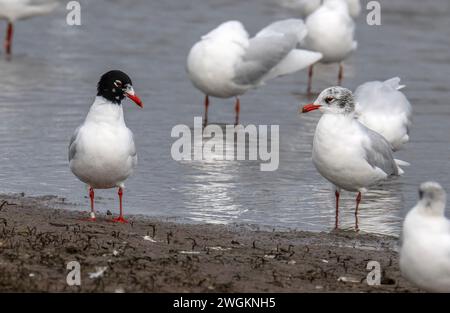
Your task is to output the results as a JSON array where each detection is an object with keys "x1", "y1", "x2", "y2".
[
  {"x1": 233, "y1": 19, "x2": 307, "y2": 86},
  {"x1": 68, "y1": 127, "x2": 79, "y2": 162},
  {"x1": 233, "y1": 35, "x2": 297, "y2": 85},
  {"x1": 362, "y1": 125, "x2": 398, "y2": 176}
]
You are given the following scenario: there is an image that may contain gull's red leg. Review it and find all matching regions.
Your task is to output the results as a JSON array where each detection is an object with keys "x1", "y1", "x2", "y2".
[
  {"x1": 234, "y1": 97, "x2": 240, "y2": 125},
  {"x1": 338, "y1": 63, "x2": 344, "y2": 86},
  {"x1": 335, "y1": 190, "x2": 340, "y2": 230},
  {"x1": 203, "y1": 95, "x2": 209, "y2": 127},
  {"x1": 355, "y1": 192, "x2": 362, "y2": 232},
  {"x1": 4, "y1": 22, "x2": 13, "y2": 56},
  {"x1": 81, "y1": 187, "x2": 96, "y2": 221},
  {"x1": 112, "y1": 187, "x2": 128, "y2": 223},
  {"x1": 307, "y1": 65, "x2": 314, "y2": 95}
]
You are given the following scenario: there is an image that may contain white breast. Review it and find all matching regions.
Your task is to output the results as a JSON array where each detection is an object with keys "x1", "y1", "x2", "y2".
[
  {"x1": 312, "y1": 114, "x2": 387, "y2": 191},
  {"x1": 69, "y1": 97, "x2": 137, "y2": 189},
  {"x1": 400, "y1": 210, "x2": 450, "y2": 292}
]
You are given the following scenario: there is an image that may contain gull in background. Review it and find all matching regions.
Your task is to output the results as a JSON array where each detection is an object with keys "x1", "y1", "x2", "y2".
[
  {"x1": 187, "y1": 19, "x2": 322, "y2": 126},
  {"x1": 69, "y1": 70, "x2": 143, "y2": 223},
  {"x1": 355, "y1": 77, "x2": 412, "y2": 151},
  {"x1": 400, "y1": 182, "x2": 450, "y2": 292},
  {"x1": 301, "y1": 0, "x2": 357, "y2": 94},
  {"x1": 0, "y1": 0, "x2": 58, "y2": 56},
  {"x1": 301, "y1": 87, "x2": 407, "y2": 230}
]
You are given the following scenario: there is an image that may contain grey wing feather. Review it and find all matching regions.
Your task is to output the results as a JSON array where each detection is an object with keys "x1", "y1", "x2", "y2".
[
  {"x1": 129, "y1": 131, "x2": 138, "y2": 167},
  {"x1": 233, "y1": 34, "x2": 297, "y2": 86},
  {"x1": 362, "y1": 125, "x2": 398, "y2": 176},
  {"x1": 68, "y1": 127, "x2": 80, "y2": 162}
]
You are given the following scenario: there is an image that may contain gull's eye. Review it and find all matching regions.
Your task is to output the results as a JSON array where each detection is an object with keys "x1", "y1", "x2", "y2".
[
  {"x1": 419, "y1": 190, "x2": 424, "y2": 199},
  {"x1": 114, "y1": 80, "x2": 123, "y2": 88},
  {"x1": 325, "y1": 96, "x2": 334, "y2": 104}
]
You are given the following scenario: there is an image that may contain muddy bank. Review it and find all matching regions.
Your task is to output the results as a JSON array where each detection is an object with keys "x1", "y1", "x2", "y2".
[{"x1": 0, "y1": 194, "x2": 420, "y2": 292}]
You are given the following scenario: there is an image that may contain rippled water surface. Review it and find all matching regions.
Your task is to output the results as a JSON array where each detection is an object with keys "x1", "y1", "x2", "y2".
[{"x1": 0, "y1": 0, "x2": 449, "y2": 236}]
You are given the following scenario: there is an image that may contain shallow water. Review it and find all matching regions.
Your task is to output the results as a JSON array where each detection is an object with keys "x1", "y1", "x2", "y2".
[{"x1": 0, "y1": 0, "x2": 449, "y2": 236}]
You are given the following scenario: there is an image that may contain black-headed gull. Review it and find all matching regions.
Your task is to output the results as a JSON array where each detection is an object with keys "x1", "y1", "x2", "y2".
[
  {"x1": 301, "y1": 87, "x2": 407, "y2": 231},
  {"x1": 400, "y1": 182, "x2": 450, "y2": 292},
  {"x1": 0, "y1": 0, "x2": 58, "y2": 56},
  {"x1": 187, "y1": 19, "x2": 322, "y2": 126},
  {"x1": 301, "y1": 0, "x2": 357, "y2": 93},
  {"x1": 69, "y1": 70, "x2": 143, "y2": 223},
  {"x1": 355, "y1": 77, "x2": 412, "y2": 151},
  {"x1": 279, "y1": 0, "x2": 361, "y2": 18}
]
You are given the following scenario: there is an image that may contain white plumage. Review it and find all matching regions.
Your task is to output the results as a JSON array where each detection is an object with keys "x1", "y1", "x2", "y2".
[
  {"x1": 355, "y1": 77, "x2": 412, "y2": 151},
  {"x1": 400, "y1": 182, "x2": 450, "y2": 292},
  {"x1": 302, "y1": 0, "x2": 357, "y2": 64},
  {"x1": 0, "y1": 0, "x2": 58, "y2": 55},
  {"x1": 69, "y1": 70, "x2": 142, "y2": 223},
  {"x1": 301, "y1": 0, "x2": 358, "y2": 92},
  {"x1": 0, "y1": 0, "x2": 58, "y2": 22},
  {"x1": 187, "y1": 19, "x2": 322, "y2": 125},
  {"x1": 69, "y1": 97, "x2": 137, "y2": 190},
  {"x1": 302, "y1": 87, "x2": 406, "y2": 230}
]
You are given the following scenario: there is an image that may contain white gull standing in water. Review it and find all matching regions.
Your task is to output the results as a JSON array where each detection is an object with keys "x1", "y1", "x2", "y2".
[
  {"x1": 301, "y1": 0, "x2": 357, "y2": 94},
  {"x1": 69, "y1": 70, "x2": 143, "y2": 223},
  {"x1": 187, "y1": 19, "x2": 322, "y2": 126},
  {"x1": 355, "y1": 77, "x2": 412, "y2": 151},
  {"x1": 400, "y1": 182, "x2": 450, "y2": 292},
  {"x1": 0, "y1": 0, "x2": 58, "y2": 56},
  {"x1": 301, "y1": 87, "x2": 407, "y2": 230}
]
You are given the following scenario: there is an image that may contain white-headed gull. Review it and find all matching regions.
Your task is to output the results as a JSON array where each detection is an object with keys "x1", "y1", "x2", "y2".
[
  {"x1": 355, "y1": 77, "x2": 412, "y2": 151},
  {"x1": 69, "y1": 70, "x2": 143, "y2": 223},
  {"x1": 279, "y1": 0, "x2": 361, "y2": 19},
  {"x1": 0, "y1": 0, "x2": 58, "y2": 56},
  {"x1": 301, "y1": 0, "x2": 357, "y2": 93},
  {"x1": 400, "y1": 182, "x2": 450, "y2": 292},
  {"x1": 187, "y1": 19, "x2": 322, "y2": 126},
  {"x1": 301, "y1": 87, "x2": 407, "y2": 230}
]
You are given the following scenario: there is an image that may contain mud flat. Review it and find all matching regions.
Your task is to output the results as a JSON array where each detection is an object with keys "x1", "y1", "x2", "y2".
[{"x1": 0, "y1": 194, "x2": 421, "y2": 292}]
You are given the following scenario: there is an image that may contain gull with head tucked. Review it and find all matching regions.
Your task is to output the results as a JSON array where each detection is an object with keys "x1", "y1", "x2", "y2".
[
  {"x1": 0, "y1": 0, "x2": 59, "y2": 56},
  {"x1": 187, "y1": 19, "x2": 322, "y2": 126},
  {"x1": 354, "y1": 77, "x2": 412, "y2": 151}
]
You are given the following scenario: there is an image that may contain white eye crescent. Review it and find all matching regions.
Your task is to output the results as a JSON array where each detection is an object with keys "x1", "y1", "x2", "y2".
[{"x1": 325, "y1": 96, "x2": 334, "y2": 103}]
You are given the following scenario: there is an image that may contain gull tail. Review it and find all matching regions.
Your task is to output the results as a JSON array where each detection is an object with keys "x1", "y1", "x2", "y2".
[
  {"x1": 262, "y1": 49, "x2": 322, "y2": 82},
  {"x1": 395, "y1": 159, "x2": 410, "y2": 175},
  {"x1": 384, "y1": 77, "x2": 406, "y2": 90}
]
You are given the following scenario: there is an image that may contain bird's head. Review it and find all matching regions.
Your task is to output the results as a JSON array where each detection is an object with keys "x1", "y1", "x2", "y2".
[
  {"x1": 301, "y1": 87, "x2": 355, "y2": 115},
  {"x1": 97, "y1": 70, "x2": 143, "y2": 107},
  {"x1": 417, "y1": 182, "x2": 447, "y2": 217}
]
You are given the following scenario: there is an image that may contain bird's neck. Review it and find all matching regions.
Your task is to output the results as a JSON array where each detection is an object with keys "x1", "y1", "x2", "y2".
[
  {"x1": 85, "y1": 96, "x2": 125, "y2": 126},
  {"x1": 315, "y1": 113, "x2": 357, "y2": 144},
  {"x1": 320, "y1": 112, "x2": 355, "y2": 125},
  {"x1": 418, "y1": 198, "x2": 446, "y2": 217}
]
